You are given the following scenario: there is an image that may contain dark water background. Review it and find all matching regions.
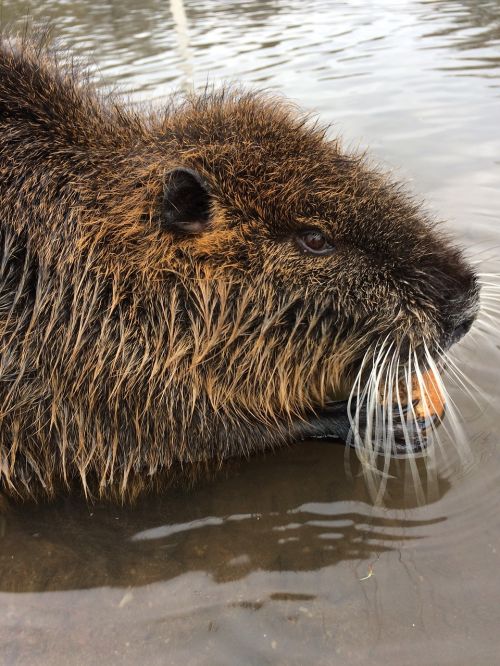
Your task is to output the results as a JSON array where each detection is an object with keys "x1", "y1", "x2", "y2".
[{"x1": 1, "y1": 1, "x2": 500, "y2": 664}]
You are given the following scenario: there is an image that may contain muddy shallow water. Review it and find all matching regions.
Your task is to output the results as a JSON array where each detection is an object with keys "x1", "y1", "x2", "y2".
[{"x1": 1, "y1": 1, "x2": 500, "y2": 664}]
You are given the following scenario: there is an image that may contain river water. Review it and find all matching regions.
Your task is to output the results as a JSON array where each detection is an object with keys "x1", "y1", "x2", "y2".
[{"x1": 1, "y1": 1, "x2": 500, "y2": 664}]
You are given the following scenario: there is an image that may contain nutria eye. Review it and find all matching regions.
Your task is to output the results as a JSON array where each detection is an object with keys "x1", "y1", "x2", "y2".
[{"x1": 296, "y1": 230, "x2": 334, "y2": 256}]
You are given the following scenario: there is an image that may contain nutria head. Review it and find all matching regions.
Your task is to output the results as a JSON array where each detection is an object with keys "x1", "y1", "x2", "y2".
[
  {"x1": 0, "y1": 40, "x2": 480, "y2": 499},
  {"x1": 151, "y1": 93, "x2": 479, "y2": 449}
]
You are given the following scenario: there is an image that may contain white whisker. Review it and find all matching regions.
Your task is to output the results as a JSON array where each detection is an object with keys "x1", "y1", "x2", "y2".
[{"x1": 424, "y1": 343, "x2": 473, "y2": 467}]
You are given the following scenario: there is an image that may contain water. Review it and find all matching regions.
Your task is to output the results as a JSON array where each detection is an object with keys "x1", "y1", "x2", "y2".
[{"x1": 1, "y1": 1, "x2": 500, "y2": 664}]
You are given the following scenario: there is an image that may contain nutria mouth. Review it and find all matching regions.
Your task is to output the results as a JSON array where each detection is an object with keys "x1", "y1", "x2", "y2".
[
  {"x1": 309, "y1": 362, "x2": 447, "y2": 457},
  {"x1": 315, "y1": 395, "x2": 444, "y2": 457}
]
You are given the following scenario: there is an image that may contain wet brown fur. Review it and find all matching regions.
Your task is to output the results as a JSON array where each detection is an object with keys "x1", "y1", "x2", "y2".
[{"x1": 0, "y1": 36, "x2": 478, "y2": 501}]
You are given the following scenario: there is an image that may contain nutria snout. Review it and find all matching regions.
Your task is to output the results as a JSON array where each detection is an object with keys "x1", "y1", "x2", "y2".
[{"x1": 0, "y1": 36, "x2": 479, "y2": 500}]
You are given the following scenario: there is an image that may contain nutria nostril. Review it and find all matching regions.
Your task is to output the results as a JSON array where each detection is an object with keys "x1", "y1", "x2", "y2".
[
  {"x1": 445, "y1": 314, "x2": 477, "y2": 349},
  {"x1": 452, "y1": 316, "x2": 475, "y2": 342}
]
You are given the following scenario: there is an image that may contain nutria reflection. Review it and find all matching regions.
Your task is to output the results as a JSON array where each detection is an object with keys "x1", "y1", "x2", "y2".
[{"x1": 0, "y1": 442, "x2": 448, "y2": 592}]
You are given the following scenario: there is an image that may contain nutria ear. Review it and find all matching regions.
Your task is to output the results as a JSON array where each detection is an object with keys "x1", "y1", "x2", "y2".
[{"x1": 162, "y1": 167, "x2": 211, "y2": 234}]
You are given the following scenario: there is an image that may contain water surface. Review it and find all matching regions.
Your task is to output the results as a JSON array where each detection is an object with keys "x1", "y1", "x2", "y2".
[{"x1": 1, "y1": 1, "x2": 500, "y2": 664}]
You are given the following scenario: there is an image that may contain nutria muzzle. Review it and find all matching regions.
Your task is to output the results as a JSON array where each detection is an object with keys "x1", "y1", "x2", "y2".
[{"x1": 307, "y1": 367, "x2": 447, "y2": 457}]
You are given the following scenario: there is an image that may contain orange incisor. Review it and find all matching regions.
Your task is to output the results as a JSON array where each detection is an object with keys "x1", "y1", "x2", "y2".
[
  {"x1": 409, "y1": 369, "x2": 446, "y2": 422},
  {"x1": 382, "y1": 368, "x2": 446, "y2": 424}
]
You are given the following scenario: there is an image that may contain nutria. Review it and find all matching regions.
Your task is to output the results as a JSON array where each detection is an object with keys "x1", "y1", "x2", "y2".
[{"x1": 0, "y1": 36, "x2": 479, "y2": 501}]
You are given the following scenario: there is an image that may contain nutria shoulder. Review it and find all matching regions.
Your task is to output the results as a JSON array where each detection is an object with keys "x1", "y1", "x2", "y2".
[{"x1": 0, "y1": 37, "x2": 479, "y2": 501}]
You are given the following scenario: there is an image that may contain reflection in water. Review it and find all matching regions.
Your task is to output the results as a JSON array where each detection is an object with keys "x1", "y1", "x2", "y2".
[
  {"x1": 170, "y1": 0, "x2": 193, "y2": 91},
  {"x1": 421, "y1": 0, "x2": 500, "y2": 54},
  {"x1": 0, "y1": 443, "x2": 448, "y2": 593},
  {"x1": 0, "y1": 0, "x2": 500, "y2": 664}
]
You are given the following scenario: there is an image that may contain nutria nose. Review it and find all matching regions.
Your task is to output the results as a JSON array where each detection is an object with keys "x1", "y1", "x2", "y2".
[{"x1": 449, "y1": 315, "x2": 475, "y2": 346}]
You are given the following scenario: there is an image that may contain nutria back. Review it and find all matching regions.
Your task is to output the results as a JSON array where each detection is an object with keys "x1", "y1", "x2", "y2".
[{"x1": 0, "y1": 37, "x2": 479, "y2": 501}]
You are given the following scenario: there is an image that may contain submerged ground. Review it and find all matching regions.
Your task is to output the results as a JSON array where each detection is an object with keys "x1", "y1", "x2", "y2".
[{"x1": 1, "y1": 0, "x2": 500, "y2": 664}]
